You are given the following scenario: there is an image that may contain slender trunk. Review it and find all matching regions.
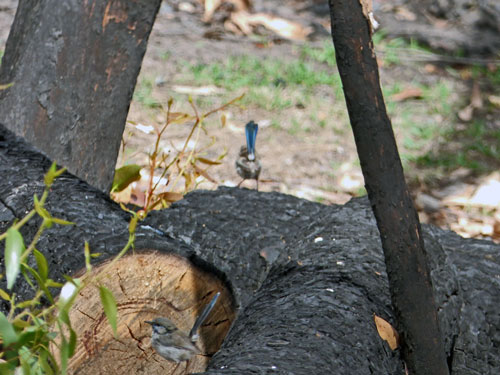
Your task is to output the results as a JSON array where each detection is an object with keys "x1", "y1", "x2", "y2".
[{"x1": 327, "y1": 1, "x2": 449, "y2": 373}]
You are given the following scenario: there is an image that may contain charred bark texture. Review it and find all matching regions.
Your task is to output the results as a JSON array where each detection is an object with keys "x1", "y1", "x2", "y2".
[
  {"x1": 328, "y1": 1, "x2": 449, "y2": 374},
  {"x1": 0, "y1": 0, "x2": 162, "y2": 192},
  {"x1": 0, "y1": 124, "x2": 499, "y2": 374}
]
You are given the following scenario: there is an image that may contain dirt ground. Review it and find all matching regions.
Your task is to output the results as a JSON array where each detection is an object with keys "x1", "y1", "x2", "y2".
[{"x1": 1, "y1": 0, "x2": 499, "y2": 241}]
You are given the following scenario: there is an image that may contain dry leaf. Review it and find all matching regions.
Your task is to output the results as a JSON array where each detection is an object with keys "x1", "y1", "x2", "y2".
[
  {"x1": 168, "y1": 112, "x2": 193, "y2": 125},
  {"x1": 488, "y1": 95, "x2": 500, "y2": 107},
  {"x1": 424, "y1": 64, "x2": 437, "y2": 73},
  {"x1": 470, "y1": 81, "x2": 483, "y2": 109},
  {"x1": 458, "y1": 104, "x2": 474, "y2": 122},
  {"x1": 156, "y1": 192, "x2": 184, "y2": 203},
  {"x1": 394, "y1": 6, "x2": 416, "y2": 21},
  {"x1": 374, "y1": 314, "x2": 399, "y2": 350},
  {"x1": 391, "y1": 87, "x2": 423, "y2": 102},
  {"x1": 224, "y1": 19, "x2": 244, "y2": 35},
  {"x1": 197, "y1": 157, "x2": 222, "y2": 165},
  {"x1": 229, "y1": 11, "x2": 312, "y2": 41},
  {"x1": 193, "y1": 165, "x2": 218, "y2": 183},
  {"x1": 249, "y1": 13, "x2": 312, "y2": 41},
  {"x1": 172, "y1": 85, "x2": 225, "y2": 96},
  {"x1": 203, "y1": 0, "x2": 222, "y2": 22},
  {"x1": 229, "y1": 10, "x2": 253, "y2": 35},
  {"x1": 179, "y1": 2, "x2": 196, "y2": 13},
  {"x1": 458, "y1": 81, "x2": 482, "y2": 122},
  {"x1": 469, "y1": 173, "x2": 500, "y2": 208}
]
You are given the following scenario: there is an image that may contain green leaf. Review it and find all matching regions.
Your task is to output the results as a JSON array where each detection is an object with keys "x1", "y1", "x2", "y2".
[
  {"x1": 33, "y1": 195, "x2": 51, "y2": 221},
  {"x1": 68, "y1": 326, "x2": 77, "y2": 358},
  {"x1": 45, "y1": 279, "x2": 63, "y2": 288},
  {"x1": 60, "y1": 332, "x2": 69, "y2": 375},
  {"x1": 0, "y1": 311, "x2": 18, "y2": 347},
  {"x1": 44, "y1": 163, "x2": 66, "y2": 187},
  {"x1": 17, "y1": 299, "x2": 40, "y2": 309},
  {"x1": 111, "y1": 164, "x2": 142, "y2": 192},
  {"x1": 50, "y1": 217, "x2": 75, "y2": 226},
  {"x1": 33, "y1": 249, "x2": 49, "y2": 282},
  {"x1": 39, "y1": 353, "x2": 54, "y2": 375},
  {"x1": 0, "y1": 362, "x2": 15, "y2": 375},
  {"x1": 84, "y1": 242, "x2": 92, "y2": 272},
  {"x1": 0, "y1": 288, "x2": 11, "y2": 301},
  {"x1": 99, "y1": 286, "x2": 118, "y2": 337},
  {"x1": 129, "y1": 215, "x2": 138, "y2": 235},
  {"x1": 23, "y1": 264, "x2": 54, "y2": 304},
  {"x1": 5, "y1": 228, "x2": 25, "y2": 289}
]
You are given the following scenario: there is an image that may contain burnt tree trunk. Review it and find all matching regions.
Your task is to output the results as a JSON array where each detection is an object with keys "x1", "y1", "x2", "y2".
[
  {"x1": 328, "y1": 1, "x2": 449, "y2": 374},
  {"x1": 0, "y1": 0, "x2": 162, "y2": 192},
  {"x1": 0, "y1": 124, "x2": 499, "y2": 374}
]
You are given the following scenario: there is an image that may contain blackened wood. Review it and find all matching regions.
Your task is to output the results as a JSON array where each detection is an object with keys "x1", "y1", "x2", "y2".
[
  {"x1": 327, "y1": 1, "x2": 449, "y2": 374},
  {"x1": 0, "y1": 0, "x2": 162, "y2": 192},
  {"x1": 1, "y1": 124, "x2": 499, "y2": 374}
]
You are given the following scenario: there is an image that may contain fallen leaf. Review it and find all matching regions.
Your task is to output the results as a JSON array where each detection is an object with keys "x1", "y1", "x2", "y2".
[
  {"x1": 469, "y1": 173, "x2": 500, "y2": 208},
  {"x1": 203, "y1": 0, "x2": 222, "y2": 22},
  {"x1": 488, "y1": 95, "x2": 500, "y2": 107},
  {"x1": 229, "y1": 11, "x2": 312, "y2": 41},
  {"x1": 424, "y1": 64, "x2": 437, "y2": 73},
  {"x1": 374, "y1": 314, "x2": 399, "y2": 350},
  {"x1": 171, "y1": 85, "x2": 225, "y2": 96},
  {"x1": 458, "y1": 104, "x2": 474, "y2": 122},
  {"x1": 229, "y1": 10, "x2": 253, "y2": 34},
  {"x1": 179, "y1": 2, "x2": 196, "y2": 13},
  {"x1": 470, "y1": 81, "x2": 483, "y2": 109},
  {"x1": 224, "y1": 19, "x2": 244, "y2": 35},
  {"x1": 394, "y1": 6, "x2": 416, "y2": 21},
  {"x1": 458, "y1": 81, "x2": 483, "y2": 122},
  {"x1": 391, "y1": 87, "x2": 423, "y2": 102},
  {"x1": 134, "y1": 123, "x2": 154, "y2": 134}
]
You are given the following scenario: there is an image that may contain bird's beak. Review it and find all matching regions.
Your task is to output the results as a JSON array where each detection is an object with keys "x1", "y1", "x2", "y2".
[{"x1": 144, "y1": 320, "x2": 153, "y2": 325}]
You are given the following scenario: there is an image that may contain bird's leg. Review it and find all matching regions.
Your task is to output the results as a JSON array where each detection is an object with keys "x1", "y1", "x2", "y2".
[
  {"x1": 255, "y1": 179, "x2": 259, "y2": 191},
  {"x1": 237, "y1": 179, "x2": 245, "y2": 187},
  {"x1": 169, "y1": 362, "x2": 181, "y2": 375}
]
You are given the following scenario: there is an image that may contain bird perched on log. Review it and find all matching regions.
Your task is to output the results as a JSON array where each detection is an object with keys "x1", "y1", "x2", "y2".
[
  {"x1": 145, "y1": 292, "x2": 220, "y2": 364},
  {"x1": 235, "y1": 120, "x2": 262, "y2": 189}
]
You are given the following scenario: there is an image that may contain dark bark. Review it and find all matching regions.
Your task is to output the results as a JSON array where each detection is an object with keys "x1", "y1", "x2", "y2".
[
  {"x1": 0, "y1": 0, "x2": 162, "y2": 192},
  {"x1": 0, "y1": 124, "x2": 499, "y2": 374},
  {"x1": 327, "y1": 1, "x2": 449, "y2": 374}
]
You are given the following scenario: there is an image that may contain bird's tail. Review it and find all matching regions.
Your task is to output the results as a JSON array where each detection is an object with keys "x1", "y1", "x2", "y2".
[
  {"x1": 189, "y1": 292, "x2": 220, "y2": 340},
  {"x1": 245, "y1": 121, "x2": 258, "y2": 161}
]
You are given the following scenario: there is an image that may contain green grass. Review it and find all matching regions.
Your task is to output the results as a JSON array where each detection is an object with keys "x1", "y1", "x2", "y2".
[
  {"x1": 161, "y1": 50, "x2": 346, "y2": 119},
  {"x1": 299, "y1": 41, "x2": 336, "y2": 67},
  {"x1": 187, "y1": 55, "x2": 339, "y2": 90},
  {"x1": 416, "y1": 120, "x2": 500, "y2": 172},
  {"x1": 133, "y1": 78, "x2": 161, "y2": 108}
]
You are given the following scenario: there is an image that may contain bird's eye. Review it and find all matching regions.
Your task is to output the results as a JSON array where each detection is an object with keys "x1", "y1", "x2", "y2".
[{"x1": 154, "y1": 325, "x2": 166, "y2": 334}]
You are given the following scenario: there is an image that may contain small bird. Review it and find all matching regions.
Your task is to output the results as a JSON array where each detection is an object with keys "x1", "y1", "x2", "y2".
[
  {"x1": 235, "y1": 120, "x2": 262, "y2": 189},
  {"x1": 145, "y1": 292, "x2": 220, "y2": 364}
]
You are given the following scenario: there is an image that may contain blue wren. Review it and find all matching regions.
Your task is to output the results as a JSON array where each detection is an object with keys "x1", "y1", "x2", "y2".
[
  {"x1": 145, "y1": 292, "x2": 220, "y2": 363},
  {"x1": 236, "y1": 120, "x2": 262, "y2": 189}
]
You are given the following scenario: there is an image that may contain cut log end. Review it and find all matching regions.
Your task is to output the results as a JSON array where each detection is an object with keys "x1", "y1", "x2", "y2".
[{"x1": 67, "y1": 250, "x2": 235, "y2": 374}]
